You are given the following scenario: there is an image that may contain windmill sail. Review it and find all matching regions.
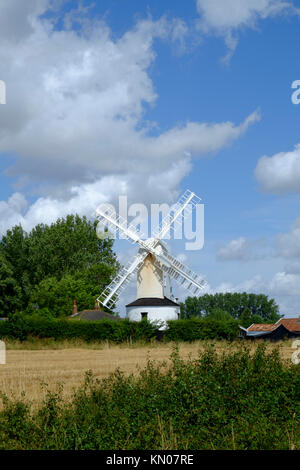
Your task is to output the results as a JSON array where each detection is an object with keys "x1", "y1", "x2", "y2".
[
  {"x1": 151, "y1": 190, "x2": 201, "y2": 240},
  {"x1": 96, "y1": 203, "x2": 145, "y2": 245},
  {"x1": 97, "y1": 251, "x2": 148, "y2": 309},
  {"x1": 153, "y1": 250, "x2": 206, "y2": 296},
  {"x1": 96, "y1": 189, "x2": 206, "y2": 310}
]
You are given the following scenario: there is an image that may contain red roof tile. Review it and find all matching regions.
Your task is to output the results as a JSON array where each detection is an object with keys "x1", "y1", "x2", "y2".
[
  {"x1": 277, "y1": 318, "x2": 300, "y2": 332},
  {"x1": 248, "y1": 318, "x2": 300, "y2": 332},
  {"x1": 248, "y1": 323, "x2": 276, "y2": 332}
]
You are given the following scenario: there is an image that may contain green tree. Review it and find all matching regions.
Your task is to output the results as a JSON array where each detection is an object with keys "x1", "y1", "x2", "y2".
[
  {"x1": 205, "y1": 308, "x2": 232, "y2": 321},
  {"x1": 180, "y1": 296, "x2": 203, "y2": 318},
  {"x1": 181, "y1": 293, "x2": 281, "y2": 322},
  {"x1": 0, "y1": 254, "x2": 22, "y2": 316},
  {"x1": 240, "y1": 307, "x2": 252, "y2": 328},
  {"x1": 0, "y1": 215, "x2": 119, "y2": 315},
  {"x1": 27, "y1": 275, "x2": 95, "y2": 317},
  {"x1": 251, "y1": 314, "x2": 265, "y2": 324}
]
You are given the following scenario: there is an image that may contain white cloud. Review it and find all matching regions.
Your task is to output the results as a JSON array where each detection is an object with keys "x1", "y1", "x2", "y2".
[
  {"x1": 268, "y1": 271, "x2": 300, "y2": 296},
  {"x1": 213, "y1": 271, "x2": 300, "y2": 315},
  {"x1": 285, "y1": 260, "x2": 300, "y2": 274},
  {"x1": 217, "y1": 236, "x2": 269, "y2": 261},
  {"x1": 216, "y1": 216, "x2": 300, "y2": 262},
  {"x1": 0, "y1": 0, "x2": 49, "y2": 42},
  {"x1": 255, "y1": 144, "x2": 300, "y2": 194},
  {"x1": 0, "y1": 177, "x2": 118, "y2": 234},
  {"x1": 217, "y1": 237, "x2": 253, "y2": 260},
  {"x1": 275, "y1": 216, "x2": 300, "y2": 257},
  {"x1": 196, "y1": 0, "x2": 296, "y2": 61},
  {"x1": 0, "y1": 1, "x2": 259, "y2": 234}
]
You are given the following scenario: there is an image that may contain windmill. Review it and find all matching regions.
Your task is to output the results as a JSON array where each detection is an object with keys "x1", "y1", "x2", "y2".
[{"x1": 95, "y1": 190, "x2": 206, "y2": 328}]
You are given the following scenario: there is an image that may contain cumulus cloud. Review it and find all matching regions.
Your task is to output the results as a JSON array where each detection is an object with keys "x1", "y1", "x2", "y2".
[
  {"x1": 268, "y1": 271, "x2": 300, "y2": 296},
  {"x1": 217, "y1": 236, "x2": 269, "y2": 261},
  {"x1": 213, "y1": 271, "x2": 300, "y2": 315},
  {"x1": 0, "y1": 159, "x2": 193, "y2": 235},
  {"x1": 213, "y1": 216, "x2": 300, "y2": 313},
  {"x1": 255, "y1": 144, "x2": 300, "y2": 194},
  {"x1": 0, "y1": 0, "x2": 49, "y2": 42},
  {"x1": 187, "y1": 270, "x2": 300, "y2": 314},
  {"x1": 196, "y1": 0, "x2": 296, "y2": 61},
  {"x1": 0, "y1": 1, "x2": 259, "y2": 234},
  {"x1": 285, "y1": 260, "x2": 300, "y2": 274},
  {"x1": 217, "y1": 215, "x2": 300, "y2": 262},
  {"x1": 217, "y1": 237, "x2": 253, "y2": 261},
  {"x1": 275, "y1": 216, "x2": 300, "y2": 257},
  {"x1": 0, "y1": 177, "x2": 119, "y2": 234}
]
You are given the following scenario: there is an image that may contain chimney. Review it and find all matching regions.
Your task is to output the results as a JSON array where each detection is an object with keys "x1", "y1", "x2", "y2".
[{"x1": 72, "y1": 299, "x2": 78, "y2": 315}]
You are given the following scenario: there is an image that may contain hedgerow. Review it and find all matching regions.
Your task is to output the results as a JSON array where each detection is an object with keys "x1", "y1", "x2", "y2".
[
  {"x1": 165, "y1": 318, "x2": 240, "y2": 341},
  {"x1": 0, "y1": 315, "x2": 157, "y2": 343},
  {"x1": 0, "y1": 316, "x2": 240, "y2": 342}
]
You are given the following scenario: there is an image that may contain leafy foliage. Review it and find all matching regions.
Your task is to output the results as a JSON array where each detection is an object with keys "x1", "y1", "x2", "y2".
[
  {"x1": 26, "y1": 262, "x2": 116, "y2": 317},
  {"x1": 181, "y1": 292, "x2": 281, "y2": 324},
  {"x1": 0, "y1": 316, "x2": 241, "y2": 342},
  {"x1": 0, "y1": 215, "x2": 119, "y2": 316},
  {"x1": 165, "y1": 318, "x2": 240, "y2": 341},
  {"x1": 0, "y1": 315, "x2": 158, "y2": 343},
  {"x1": 0, "y1": 254, "x2": 22, "y2": 316},
  {"x1": 0, "y1": 345, "x2": 299, "y2": 450}
]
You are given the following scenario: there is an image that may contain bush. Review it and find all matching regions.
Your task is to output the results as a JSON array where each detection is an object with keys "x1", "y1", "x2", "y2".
[
  {"x1": 165, "y1": 318, "x2": 240, "y2": 341},
  {"x1": 0, "y1": 316, "x2": 241, "y2": 343},
  {"x1": 0, "y1": 315, "x2": 157, "y2": 343},
  {"x1": 0, "y1": 345, "x2": 299, "y2": 449}
]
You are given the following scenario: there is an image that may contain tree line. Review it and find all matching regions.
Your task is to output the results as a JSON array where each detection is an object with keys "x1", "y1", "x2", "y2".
[
  {"x1": 180, "y1": 293, "x2": 281, "y2": 327},
  {"x1": 0, "y1": 214, "x2": 280, "y2": 327}
]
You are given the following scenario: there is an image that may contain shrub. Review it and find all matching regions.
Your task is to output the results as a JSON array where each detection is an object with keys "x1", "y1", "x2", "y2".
[
  {"x1": 0, "y1": 316, "x2": 240, "y2": 343},
  {"x1": 0, "y1": 315, "x2": 157, "y2": 343},
  {"x1": 165, "y1": 318, "x2": 240, "y2": 341}
]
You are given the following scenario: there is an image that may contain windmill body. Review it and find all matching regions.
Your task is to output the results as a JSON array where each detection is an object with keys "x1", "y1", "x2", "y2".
[
  {"x1": 136, "y1": 240, "x2": 171, "y2": 299},
  {"x1": 126, "y1": 241, "x2": 179, "y2": 329},
  {"x1": 96, "y1": 190, "x2": 206, "y2": 330}
]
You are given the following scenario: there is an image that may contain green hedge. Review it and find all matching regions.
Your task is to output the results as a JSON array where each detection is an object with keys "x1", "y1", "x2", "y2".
[
  {"x1": 165, "y1": 318, "x2": 240, "y2": 341},
  {"x1": 0, "y1": 315, "x2": 240, "y2": 342},
  {"x1": 0, "y1": 315, "x2": 157, "y2": 343}
]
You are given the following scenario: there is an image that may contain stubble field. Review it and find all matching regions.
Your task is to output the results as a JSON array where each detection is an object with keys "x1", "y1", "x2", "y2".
[{"x1": 0, "y1": 339, "x2": 296, "y2": 408}]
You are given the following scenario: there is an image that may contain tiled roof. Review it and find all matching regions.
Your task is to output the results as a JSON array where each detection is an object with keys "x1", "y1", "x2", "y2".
[
  {"x1": 277, "y1": 318, "x2": 300, "y2": 332},
  {"x1": 72, "y1": 310, "x2": 120, "y2": 321},
  {"x1": 248, "y1": 323, "x2": 276, "y2": 332},
  {"x1": 248, "y1": 318, "x2": 300, "y2": 332}
]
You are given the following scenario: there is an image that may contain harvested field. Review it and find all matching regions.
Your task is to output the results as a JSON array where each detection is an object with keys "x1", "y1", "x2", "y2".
[{"x1": 0, "y1": 340, "x2": 296, "y2": 408}]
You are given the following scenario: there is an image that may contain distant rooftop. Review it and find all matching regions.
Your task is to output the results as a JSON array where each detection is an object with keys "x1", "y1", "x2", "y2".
[
  {"x1": 248, "y1": 318, "x2": 300, "y2": 333},
  {"x1": 71, "y1": 310, "x2": 120, "y2": 322}
]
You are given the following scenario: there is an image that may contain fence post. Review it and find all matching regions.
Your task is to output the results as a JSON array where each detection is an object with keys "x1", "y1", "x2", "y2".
[{"x1": 0, "y1": 340, "x2": 6, "y2": 364}]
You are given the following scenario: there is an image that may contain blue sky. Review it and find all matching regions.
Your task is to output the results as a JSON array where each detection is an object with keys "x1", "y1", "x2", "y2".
[{"x1": 0, "y1": 0, "x2": 300, "y2": 315}]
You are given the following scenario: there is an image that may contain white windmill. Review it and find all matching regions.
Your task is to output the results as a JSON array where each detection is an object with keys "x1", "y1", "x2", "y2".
[{"x1": 95, "y1": 190, "x2": 206, "y2": 329}]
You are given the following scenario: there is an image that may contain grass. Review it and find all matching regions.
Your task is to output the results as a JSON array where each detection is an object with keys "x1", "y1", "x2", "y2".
[{"x1": 0, "y1": 342, "x2": 299, "y2": 450}]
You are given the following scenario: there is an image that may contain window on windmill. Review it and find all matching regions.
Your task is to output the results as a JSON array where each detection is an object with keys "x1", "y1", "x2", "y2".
[{"x1": 141, "y1": 312, "x2": 148, "y2": 320}]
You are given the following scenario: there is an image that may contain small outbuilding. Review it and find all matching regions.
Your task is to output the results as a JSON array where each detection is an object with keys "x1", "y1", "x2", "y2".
[{"x1": 240, "y1": 317, "x2": 300, "y2": 340}]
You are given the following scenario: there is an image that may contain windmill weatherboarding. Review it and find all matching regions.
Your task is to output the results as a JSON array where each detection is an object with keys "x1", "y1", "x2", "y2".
[{"x1": 96, "y1": 190, "x2": 206, "y2": 328}]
